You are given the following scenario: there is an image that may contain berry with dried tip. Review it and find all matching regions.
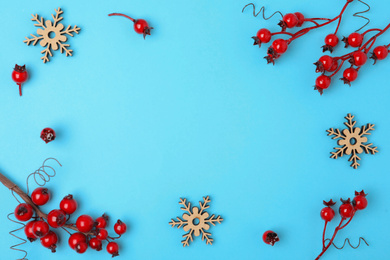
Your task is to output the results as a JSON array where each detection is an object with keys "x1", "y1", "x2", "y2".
[
  {"x1": 40, "y1": 231, "x2": 58, "y2": 252},
  {"x1": 272, "y1": 39, "x2": 288, "y2": 54},
  {"x1": 108, "y1": 13, "x2": 153, "y2": 39},
  {"x1": 341, "y1": 67, "x2": 358, "y2": 86},
  {"x1": 32, "y1": 220, "x2": 50, "y2": 237},
  {"x1": 339, "y1": 198, "x2": 355, "y2": 219},
  {"x1": 353, "y1": 190, "x2": 368, "y2": 210},
  {"x1": 252, "y1": 28, "x2": 272, "y2": 47},
  {"x1": 76, "y1": 242, "x2": 88, "y2": 254},
  {"x1": 263, "y1": 230, "x2": 279, "y2": 246},
  {"x1": 60, "y1": 194, "x2": 78, "y2": 215},
  {"x1": 76, "y1": 215, "x2": 95, "y2": 233},
  {"x1": 279, "y1": 13, "x2": 298, "y2": 29},
  {"x1": 89, "y1": 237, "x2": 103, "y2": 251},
  {"x1": 68, "y1": 232, "x2": 87, "y2": 250},
  {"x1": 343, "y1": 32, "x2": 363, "y2": 48},
  {"x1": 320, "y1": 199, "x2": 336, "y2": 222},
  {"x1": 96, "y1": 214, "x2": 109, "y2": 228},
  {"x1": 40, "y1": 128, "x2": 56, "y2": 144},
  {"x1": 96, "y1": 228, "x2": 108, "y2": 240},
  {"x1": 294, "y1": 12, "x2": 305, "y2": 27},
  {"x1": 107, "y1": 242, "x2": 119, "y2": 257},
  {"x1": 31, "y1": 187, "x2": 51, "y2": 206},
  {"x1": 15, "y1": 203, "x2": 34, "y2": 222},
  {"x1": 24, "y1": 220, "x2": 38, "y2": 242},
  {"x1": 314, "y1": 75, "x2": 331, "y2": 95},
  {"x1": 322, "y1": 34, "x2": 339, "y2": 53},
  {"x1": 114, "y1": 220, "x2": 127, "y2": 235},
  {"x1": 370, "y1": 45, "x2": 389, "y2": 64},
  {"x1": 47, "y1": 209, "x2": 67, "y2": 228},
  {"x1": 315, "y1": 55, "x2": 334, "y2": 72},
  {"x1": 351, "y1": 51, "x2": 367, "y2": 66},
  {"x1": 12, "y1": 64, "x2": 28, "y2": 96}
]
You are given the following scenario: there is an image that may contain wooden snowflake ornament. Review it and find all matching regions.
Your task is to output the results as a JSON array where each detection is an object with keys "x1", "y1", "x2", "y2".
[
  {"x1": 24, "y1": 8, "x2": 80, "y2": 63},
  {"x1": 169, "y1": 196, "x2": 223, "y2": 247},
  {"x1": 327, "y1": 114, "x2": 378, "y2": 169}
]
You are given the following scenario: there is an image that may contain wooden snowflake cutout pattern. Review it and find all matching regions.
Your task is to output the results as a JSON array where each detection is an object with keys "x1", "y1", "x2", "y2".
[
  {"x1": 169, "y1": 196, "x2": 223, "y2": 247},
  {"x1": 23, "y1": 8, "x2": 80, "y2": 63},
  {"x1": 327, "y1": 113, "x2": 378, "y2": 169}
]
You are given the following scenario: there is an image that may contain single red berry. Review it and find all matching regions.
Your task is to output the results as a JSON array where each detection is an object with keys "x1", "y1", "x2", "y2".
[
  {"x1": 47, "y1": 209, "x2": 67, "y2": 228},
  {"x1": 320, "y1": 207, "x2": 335, "y2": 222},
  {"x1": 40, "y1": 128, "x2": 56, "y2": 144},
  {"x1": 60, "y1": 194, "x2": 78, "y2": 215},
  {"x1": 347, "y1": 32, "x2": 363, "y2": 47},
  {"x1": 318, "y1": 55, "x2": 334, "y2": 71},
  {"x1": 68, "y1": 232, "x2": 87, "y2": 250},
  {"x1": 114, "y1": 220, "x2": 127, "y2": 235},
  {"x1": 107, "y1": 242, "x2": 119, "y2": 257},
  {"x1": 15, "y1": 203, "x2": 34, "y2": 222},
  {"x1": 341, "y1": 68, "x2": 358, "y2": 86},
  {"x1": 12, "y1": 64, "x2": 28, "y2": 96},
  {"x1": 283, "y1": 13, "x2": 298, "y2": 28},
  {"x1": 96, "y1": 214, "x2": 108, "y2": 228},
  {"x1": 96, "y1": 228, "x2": 108, "y2": 240},
  {"x1": 327, "y1": 59, "x2": 339, "y2": 72},
  {"x1": 262, "y1": 230, "x2": 279, "y2": 246},
  {"x1": 76, "y1": 242, "x2": 88, "y2": 254},
  {"x1": 32, "y1": 220, "x2": 50, "y2": 237},
  {"x1": 353, "y1": 190, "x2": 368, "y2": 210},
  {"x1": 31, "y1": 187, "x2": 51, "y2": 206},
  {"x1": 25, "y1": 221, "x2": 38, "y2": 242},
  {"x1": 294, "y1": 12, "x2": 305, "y2": 27},
  {"x1": 253, "y1": 28, "x2": 272, "y2": 47},
  {"x1": 339, "y1": 198, "x2": 355, "y2": 219},
  {"x1": 314, "y1": 75, "x2": 331, "y2": 94},
  {"x1": 76, "y1": 215, "x2": 95, "y2": 233},
  {"x1": 108, "y1": 13, "x2": 153, "y2": 39},
  {"x1": 371, "y1": 46, "x2": 389, "y2": 64},
  {"x1": 40, "y1": 231, "x2": 58, "y2": 252},
  {"x1": 325, "y1": 34, "x2": 339, "y2": 47},
  {"x1": 89, "y1": 237, "x2": 103, "y2": 251},
  {"x1": 352, "y1": 51, "x2": 367, "y2": 66},
  {"x1": 272, "y1": 39, "x2": 288, "y2": 54}
]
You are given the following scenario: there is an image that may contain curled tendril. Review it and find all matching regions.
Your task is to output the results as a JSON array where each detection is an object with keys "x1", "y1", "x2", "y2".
[
  {"x1": 324, "y1": 237, "x2": 369, "y2": 249},
  {"x1": 242, "y1": 3, "x2": 283, "y2": 20},
  {"x1": 7, "y1": 213, "x2": 28, "y2": 260},
  {"x1": 26, "y1": 158, "x2": 62, "y2": 195},
  {"x1": 354, "y1": 0, "x2": 371, "y2": 32}
]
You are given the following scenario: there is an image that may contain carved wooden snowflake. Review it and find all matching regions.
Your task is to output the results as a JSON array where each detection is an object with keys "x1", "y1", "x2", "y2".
[
  {"x1": 23, "y1": 8, "x2": 80, "y2": 63},
  {"x1": 327, "y1": 113, "x2": 378, "y2": 169},
  {"x1": 169, "y1": 196, "x2": 223, "y2": 247}
]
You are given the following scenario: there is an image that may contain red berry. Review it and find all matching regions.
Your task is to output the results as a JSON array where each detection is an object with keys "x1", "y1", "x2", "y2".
[
  {"x1": 352, "y1": 51, "x2": 367, "y2": 66},
  {"x1": 347, "y1": 32, "x2": 363, "y2": 47},
  {"x1": 68, "y1": 232, "x2": 87, "y2": 250},
  {"x1": 15, "y1": 203, "x2": 34, "y2": 222},
  {"x1": 256, "y1": 28, "x2": 272, "y2": 44},
  {"x1": 107, "y1": 242, "x2": 119, "y2": 257},
  {"x1": 97, "y1": 228, "x2": 108, "y2": 240},
  {"x1": 343, "y1": 68, "x2": 358, "y2": 82},
  {"x1": 25, "y1": 221, "x2": 38, "y2": 242},
  {"x1": 353, "y1": 195, "x2": 368, "y2": 210},
  {"x1": 372, "y1": 46, "x2": 389, "y2": 60},
  {"x1": 262, "y1": 230, "x2": 279, "y2": 246},
  {"x1": 283, "y1": 13, "x2": 298, "y2": 28},
  {"x1": 60, "y1": 195, "x2": 78, "y2": 215},
  {"x1": 315, "y1": 75, "x2": 331, "y2": 90},
  {"x1": 324, "y1": 34, "x2": 339, "y2": 47},
  {"x1": 339, "y1": 199, "x2": 355, "y2": 219},
  {"x1": 40, "y1": 128, "x2": 56, "y2": 144},
  {"x1": 31, "y1": 187, "x2": 50, "y2": 206},
  {"x1": 96, "y1": 214, "x2": 108, "y2": 228},
  {"x1": 89, "y1": 237, "x2": 103, "y2": 251},
  {"x1": 76, "y1": 215, "x2": 95, "y2": 233},
  {"x1": 47, "y1": 209, "x2": 67, "y2": 228},
  {"x1": 294, "y1": 12, "x2": 305, "y2": 27},
  {"x1": 12, "y1": 64, "x2": 28, "y2": 96},
  {"x1": 76, "y1": 242, "x2": 88, "y2": 254},
  {"x1": 32, "y1": 220, "x2": 50, "y2": 237},
  {"x1": 133, "y1": 19, "x2": 153, "y2": 38},
  {"x1": 320, "y1": 207, "x2": 335, "y2": 222},
  {"x1": 319, "y1": 55, "x2": 334, "y2": 71},
  {"x1": 272, "y1": 39, "x2": 288, "y2": 54},
  {"x1": 327, "y1": 59, "x2": 339, "y2": 72},
  {"x1": 114, "y1": 220, "x2": 127, "y2": 235},
  {"x1": 40, "y1": 231, "x2": 58, "y2": 252}
]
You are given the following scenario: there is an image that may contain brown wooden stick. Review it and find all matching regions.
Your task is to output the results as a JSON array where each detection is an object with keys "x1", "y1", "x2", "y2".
[{"x1": 0, "y1": 172, "x2": 86, "y2": 234}]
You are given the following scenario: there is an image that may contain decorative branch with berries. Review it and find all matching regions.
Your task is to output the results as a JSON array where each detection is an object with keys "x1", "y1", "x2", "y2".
[
  {"x1": 316, "y1": 190, "x2": 368, "y2": 260},
  {"x1": 0, "y1": 159, "x2": 127, "y2": 258},
  {"x1": 243, "y1": 0, "x2": 389, "y2": 94}
]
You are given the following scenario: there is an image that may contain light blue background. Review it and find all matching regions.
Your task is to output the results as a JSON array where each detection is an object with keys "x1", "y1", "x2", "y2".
[{"x1": 0, "y1": 0, "x2": 389, "y2": 259}]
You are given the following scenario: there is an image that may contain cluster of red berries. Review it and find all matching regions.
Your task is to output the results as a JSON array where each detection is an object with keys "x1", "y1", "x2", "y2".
[
  {"x1": 14, "y1": 187, "x2": 127, "y2": 257},
  {"x1": 316, "y1": 190, "x2": 368, "y2": 259}
]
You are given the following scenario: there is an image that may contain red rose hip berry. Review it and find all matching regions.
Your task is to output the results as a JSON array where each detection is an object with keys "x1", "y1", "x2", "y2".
[
  {"x1": 12, "y1": 64, "x2": 28, "y2": 96},
  {"x1": 31, "y1": 187, "x2": 51, "y2": 206},
  {"x1": 352, "y1": 51, "x2": 367, "y2": 66},
  {"x1": 339, "y1": 199, "x2": 355, "y2": 219},
  {"x1": 47, "y1": 209, "x2": 67, "y2": 228},
  {"x1": 76, "y1": 215, "x2": 95, "y2": 233},
  {"x1": 107, "y1": 242, "x2": 119, "y2": 257},
  {"x1": 114, "y1": 220, "x2": 127, "y2": 235},
  {"x1": 75, "y1": 242, "x2": 88, "y2": 254},
  {"x1": 96, "y1": 214, "x2": 109, "y2": 228},
  {"x1": 108, "y1": 13, "x2": 153, "y2": 39},
  {"x1": 272, "y1": 39, "x2": 288, "y2": 54},
  {"x1": 346, "y1": 32, "x2": 363, "y2": 47},
  {"x1": 253, "y1": 28, "x2": 272, "y2": 47},
  {"x1": 32, "y1": 220, "x2": 50, "y2": 237},
  {"x1": 40, "y1": 128, "x2": 56, "y2": 143},
  {"x1": 89, "y1": 237, "x2": 103, "y2": 251},
  {"x1": 60, "y1": 194, "x2": 78, "y2": 215},
  {"x1": 25, "y1": 220, "x2": 38, "y2": 242},
  {"x1": 15, "y1": 203, "x2": 34, "y2": 222},
  {"x1": 341, "y1": 68, "x2": 358, "y2": 86},
  {"x1": 314, "y1": 75, "x2": 331, "y2": 94},
  {"x1": 353, "y1": 190, "x2": 368, "y2": 210},
  {"x1": 294, "y1": 12, "x2": 305, "y2": 27},
  {"x1": 323, "y1": 34, "x2": 339, "y2": 52},
  {"x1": 40, "y1": 231, "x2": 58, "y2": 252},
  {"x1": 282, "y1": 13, "x2": 298, "y2": 28},
  {"x1": 371, "y1": 46, "x2": 389, "y2": 64},
  {"x1": 68, "y1": 232, "x2": 87, "y2": 250},
  {"x1": 96, "y1": 228, "x2": 108, "y2": 240},
  {"x1": 262, "y1": 230, "x2": 279, "y2": 246}
]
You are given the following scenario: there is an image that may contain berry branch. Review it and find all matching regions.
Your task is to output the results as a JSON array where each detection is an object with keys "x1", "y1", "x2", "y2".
[{"x1": 0, "y1": 159, "x2": 127, "y2": 258}]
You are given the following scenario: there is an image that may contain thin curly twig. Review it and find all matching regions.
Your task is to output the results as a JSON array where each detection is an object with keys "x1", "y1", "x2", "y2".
[
  {"x1": 7, "y1": 213, "x2": 28, "y2": 260},
  {"x1": 324, "y1": 237, "x2": 369, "y2": 249},
  {"x1": 354, "y1": 0, "x2": 371, "y2": 32},
  {"x1": 242, "y1": 3, "x2": 283, "y2": 20}
]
